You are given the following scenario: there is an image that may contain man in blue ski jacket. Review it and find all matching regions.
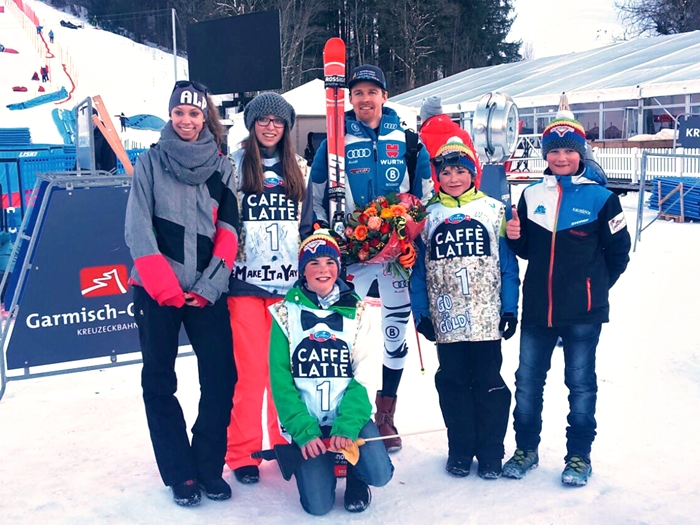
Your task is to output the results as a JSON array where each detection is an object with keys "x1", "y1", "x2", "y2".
[{"x1": 310, "y1": 64, "x2": 433, "y2": 452}]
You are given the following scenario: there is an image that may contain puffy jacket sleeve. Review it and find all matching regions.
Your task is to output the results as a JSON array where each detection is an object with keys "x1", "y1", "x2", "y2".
[
  {"x1": 413, "y1": 142, "x2": 434, "y2": 204},
  {"x1": 310, "y1": 139, "x2": 330, "y2": 224},
  {"x1": 331, "y1": 303, "x2": 373, "y2": 440},
  {"x1": 498, "y1": 218, "x2": 520, "y2": 316},
  {"x1": 191, "y1": 157, "x2": 240, "y2": 304},
  {"x1": 599, "y1": 193, "x2": 630, "y2": 287},
  {"x1": 409, "y1": 235, "x2": 430, "y2": 324},
  {"x1": 269, "y1": 309, "x2": 323, "y2": 448},
  {"x1": 125, "y1": 151, "x2": 185, "y2": 307},
  {"x1": 299, "y1": 175, "x2": 315, "y2": 240}
]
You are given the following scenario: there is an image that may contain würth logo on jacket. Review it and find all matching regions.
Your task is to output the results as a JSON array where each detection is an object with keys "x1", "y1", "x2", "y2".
[
  {"x1": 80, "y1": 265, "x2": 129, "y2": 298},
  {"x1": 386, "y1": 144, "x2": 399, "y2": 158}
]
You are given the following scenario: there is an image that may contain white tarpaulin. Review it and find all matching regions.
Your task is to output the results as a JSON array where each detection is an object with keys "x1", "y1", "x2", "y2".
[{"x1": 392, "y1": 30, "x2": 700, "y2": 114}]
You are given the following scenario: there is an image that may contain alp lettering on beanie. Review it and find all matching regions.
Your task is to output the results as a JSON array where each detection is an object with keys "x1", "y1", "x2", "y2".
[
  {"x1": 169, "y1": 83, "x2": 208, "y2": 118},
  {"x1": 541, "y1": 117, "x2": 586, "y2": 159},
  {"x1": 299, "y1": 230, "x2": 342, "y2": 275}
]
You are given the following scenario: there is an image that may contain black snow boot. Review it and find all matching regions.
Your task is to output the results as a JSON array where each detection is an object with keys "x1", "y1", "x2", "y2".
[
  {"x1": 233, "y1": 465, "x2": 260, "y2": 484},
  {"x1": 344, "y1": 466, "x2": 371, "y2": 513},
  {"x1": 199, "y1": 477, "x2": 232, "y2": 500},
  {"x1": 171, "y1": 479, "x2": 201, "y2": 507}
]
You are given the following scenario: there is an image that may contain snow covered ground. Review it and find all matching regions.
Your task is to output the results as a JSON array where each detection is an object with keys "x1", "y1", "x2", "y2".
[
  {"x1": 1, "y1": 1, "x2": 700, "y2": 523},
  {"x1": 1, "y1": 190, "x2": 699, "y2": 524}
]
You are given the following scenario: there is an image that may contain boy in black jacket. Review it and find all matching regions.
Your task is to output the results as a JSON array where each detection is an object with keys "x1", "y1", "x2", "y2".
[{"x1": 503, "y1": 115, "x2": 630, "y2": 487}]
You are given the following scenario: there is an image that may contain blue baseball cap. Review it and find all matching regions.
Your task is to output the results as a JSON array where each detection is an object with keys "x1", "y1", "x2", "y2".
[{"x1": 348, "y1": 64, "x2": 387, "y2": 91}]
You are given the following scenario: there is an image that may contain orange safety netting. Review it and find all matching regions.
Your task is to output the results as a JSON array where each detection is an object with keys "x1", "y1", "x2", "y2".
[{"x1": 12, "y1": 0, "x2": 39, "y2": 27}]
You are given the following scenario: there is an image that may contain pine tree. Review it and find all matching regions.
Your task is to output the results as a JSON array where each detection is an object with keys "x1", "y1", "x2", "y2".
[{"x1": 58, "y1": 0, "x2": 522, "y2": 93}]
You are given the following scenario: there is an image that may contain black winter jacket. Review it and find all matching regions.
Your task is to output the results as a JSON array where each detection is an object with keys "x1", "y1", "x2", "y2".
[{"x1": 506, "y1": 168, "x2": 630, "y2": 327}]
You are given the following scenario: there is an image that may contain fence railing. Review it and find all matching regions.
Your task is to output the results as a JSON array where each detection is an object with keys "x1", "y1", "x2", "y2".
[
  {"x1": 634, "y1": 152, "x2": 700, "y2": 251},
  {"x1": 508, "y1": 134, "x2": 700, "y2": 181}
]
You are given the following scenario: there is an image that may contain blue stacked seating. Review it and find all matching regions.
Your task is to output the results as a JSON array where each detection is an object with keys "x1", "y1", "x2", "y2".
[
  {"x1": 648, "y1": 176, "x2": 700, "y2": 220},
  {"x1": 117, "y1": 149, "x2": 146, "y2": 174},
  {"x1": 0, "y1": 128, "x2": 32, "y2": 146}
]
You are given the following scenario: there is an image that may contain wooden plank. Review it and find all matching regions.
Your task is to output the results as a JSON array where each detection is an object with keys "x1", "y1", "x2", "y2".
[
  {"x1": 658, "y1": 180, "x2": 685, "y2": 222},
  {"x1": 91, "y1": 95, "x2": 134, "y2": 175}
]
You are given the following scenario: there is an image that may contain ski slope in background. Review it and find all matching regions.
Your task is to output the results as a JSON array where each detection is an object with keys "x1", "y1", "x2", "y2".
[{"x1": 0, "y1": 0, "x2": 184, "y2": 146}]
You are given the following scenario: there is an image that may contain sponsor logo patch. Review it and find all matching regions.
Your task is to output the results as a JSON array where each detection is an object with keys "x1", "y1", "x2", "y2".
[
  {"x1": 310, "y1": 330, "x2": 335, "y2": 342},
  {"x1": 385, "y1": 325, "x2": 400, "y2": 340},
  {"x1": 444, "y1": 213, "x2": 466, "y2": 224},
  {"x1": 608, "y1": 211, "x2": 627, "y2": 234},
  {"x1": 386, "y1": 167, "x2": 401, "y2": 182},
  {"x1": 551, "y1": 125, "x2": 573, "y2": 137},
  {"x1": 347, "y1": 148, "x2": 372, "y2": 159},
  {"x1": 392, "y1": 279, "x2": 408, "y2": 289},
  {"x1": 263, "y1": 176, "x2": 282, "y2": 188}
]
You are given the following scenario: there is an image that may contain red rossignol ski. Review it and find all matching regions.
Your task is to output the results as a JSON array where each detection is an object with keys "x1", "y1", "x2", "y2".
[{"x1": 323, "y1": 37, "x2": 346, "y2": 237}]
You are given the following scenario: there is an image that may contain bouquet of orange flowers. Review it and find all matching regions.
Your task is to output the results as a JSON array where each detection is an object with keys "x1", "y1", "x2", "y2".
[{"x1": 343, "y1": 192, "x2": 427, "y2": 277}]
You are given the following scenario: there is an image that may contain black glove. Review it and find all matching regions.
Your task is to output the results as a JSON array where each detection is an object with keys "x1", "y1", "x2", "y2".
[
  {"x1": 416, "y1": 316, "x2": 436, "y2": 342},
  {"x1": 313, "y1": 220, "x2": 347, "y2": 253},
  {"x1": 499, "y1": 313, "x2": 518, "y2": 340},
  {"x1": 313, "y1": 220, "x2": 330, "y2": 232}
]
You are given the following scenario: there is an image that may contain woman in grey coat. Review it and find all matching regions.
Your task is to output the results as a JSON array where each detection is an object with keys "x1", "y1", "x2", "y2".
[{"x1": 125, "y1": 81, "x2": 240, "y2": 507}]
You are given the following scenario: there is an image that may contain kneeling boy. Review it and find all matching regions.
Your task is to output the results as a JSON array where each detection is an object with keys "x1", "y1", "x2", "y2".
[{"x1": 269, "y1": 231, "x2": 393, "y2": 515}]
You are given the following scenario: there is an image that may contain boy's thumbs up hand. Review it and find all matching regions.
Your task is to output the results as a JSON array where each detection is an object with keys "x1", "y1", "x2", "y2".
[{"x1": 506, "y1": 207, "x2": 521, "y2": 240}]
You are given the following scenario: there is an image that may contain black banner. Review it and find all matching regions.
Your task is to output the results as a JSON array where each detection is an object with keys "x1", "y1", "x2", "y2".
[{"x1": 6, "y1": 183, "x2": 187, "y2": 369}]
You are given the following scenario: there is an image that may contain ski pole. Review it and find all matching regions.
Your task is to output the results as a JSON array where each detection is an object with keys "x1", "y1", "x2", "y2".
[
  {"x1": 356, "y1": 427, "x2": 446, "y2": 445},
  {"x1": 335, "y1": 427, "x2": 447, "y2": 465},
  {"x1": 415, "y1": 325, "x2": 425, "y2": 374}
]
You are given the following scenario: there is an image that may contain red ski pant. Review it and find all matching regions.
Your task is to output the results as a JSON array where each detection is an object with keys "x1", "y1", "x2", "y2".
[{"x1": 225, "y1": 295, "x2": 287, "y2": 470}]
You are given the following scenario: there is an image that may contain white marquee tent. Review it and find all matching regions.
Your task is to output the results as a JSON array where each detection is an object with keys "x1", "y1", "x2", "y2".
[{"x1": 391, "y1": 30, "x2": 700, "y2": 113}]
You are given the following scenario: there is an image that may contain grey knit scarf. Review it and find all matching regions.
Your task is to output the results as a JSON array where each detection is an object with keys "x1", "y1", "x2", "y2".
[{"x1": 157, "y1": 121, "x2": 220, "y2": 185}]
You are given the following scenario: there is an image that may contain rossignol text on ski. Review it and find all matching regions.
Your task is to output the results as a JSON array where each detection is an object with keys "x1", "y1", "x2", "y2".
[{"x1": 323, "y1": 37, "x2": 347, "y2": 237}]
